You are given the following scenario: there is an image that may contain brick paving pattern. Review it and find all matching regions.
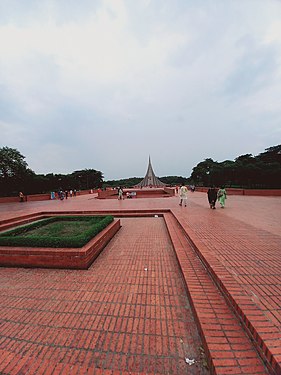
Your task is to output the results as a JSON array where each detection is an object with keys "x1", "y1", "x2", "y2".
[
  {"x1": 0, "y1": 217, "x2": 208, "y2": 374},
  {"x1": 0, "y1": 191, "x2": 280, "y2": 374}
]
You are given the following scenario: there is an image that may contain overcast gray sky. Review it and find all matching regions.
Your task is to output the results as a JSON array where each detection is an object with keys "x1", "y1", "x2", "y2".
[{"x1": 1, "y1": 0, "x2": 281, "y2": 180}]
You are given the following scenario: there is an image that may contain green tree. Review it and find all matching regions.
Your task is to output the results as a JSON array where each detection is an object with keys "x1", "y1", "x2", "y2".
[
  {"x1": 255, "y1": 145, "x2": 281, "y2": 188},
  {"x1": 0, "y1": 147, "x2": 28, "y2": 178},
  {"x1": 104, "y1": 177, "x2": 142, "y2": 188},
  {"x1": 219, "y1": 160, "x2": 236, "y2": 186},
  {"x1": 160, "y1": 176, "x2": 188, "y2": 186},
  {"x1": 233, "y1": 155, "x2": 262, "y2": 187},
  {"x1": 190, "y1": 158, "x2": 218, "y2": 186},
  {"x1": 71, "y1": 169, "x2": 103, "y2": 190},
  {"x1": 0, "y1": 147, "x2": 35, "y2": 196},
  {"x1": 190, "y1": 145, "x2": 281, "y2": 188},
  {"x1": 257, "y1": 145, "x2": 281, "y2": 164}
]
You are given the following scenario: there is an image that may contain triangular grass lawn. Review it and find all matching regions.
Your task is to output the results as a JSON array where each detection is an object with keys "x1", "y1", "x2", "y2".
[{"x1": 0, "y1": 215, "x2": 113, "y2": 248}]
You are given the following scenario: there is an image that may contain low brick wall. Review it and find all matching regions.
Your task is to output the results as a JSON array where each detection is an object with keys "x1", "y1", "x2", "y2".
[
  {"x1": 243, "y1": 189, "x2": 281, "y2": 196},
  {"x1": 0, "y1": 218, "x2": 120, "y2": 269},
  {"x1": 97, "y1": 188, "x2": 173, "y2": 199},
  {"x1": 195, "y1": 187, "x2": 281, "y2": 196},
  {"x1": 98, "y1": 189, "x2": 117, "y2": 199},
  {"x1": 0, "y1": 189, "x2": 98, "y2": 204},
  {"x1": 164, "y1": 187, "x2": 175, "y2": 196},
  {"x1": 0, "y1": 196, "x2": 19, "y2": 203},
  {"x1": 26, "y1": 194, "x2": 51, "y2": 201},
  {"x1": 0, "y1": 193, "x2": 54, "y2": 203},
  {"x1": 134, "y1": 189, "x2": 165, "y2": 198}
]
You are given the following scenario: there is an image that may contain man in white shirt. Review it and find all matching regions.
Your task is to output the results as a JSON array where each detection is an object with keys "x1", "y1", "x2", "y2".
[{"x1": 179, "y1": 184, "x2": 188, "y2": 207}]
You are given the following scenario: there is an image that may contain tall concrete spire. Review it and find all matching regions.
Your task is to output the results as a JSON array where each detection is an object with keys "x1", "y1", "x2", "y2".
[{"x1": 135, "y1": 156, "x2": 166, "y2": 187}]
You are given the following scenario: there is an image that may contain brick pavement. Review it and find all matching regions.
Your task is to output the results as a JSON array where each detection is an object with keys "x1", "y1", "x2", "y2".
[
  {"x1": 0, "y1": 191, "x2": 280, "y2": 374},
  {"x1": 0, "y1": 215, "x2": 208, "y2": 374}
]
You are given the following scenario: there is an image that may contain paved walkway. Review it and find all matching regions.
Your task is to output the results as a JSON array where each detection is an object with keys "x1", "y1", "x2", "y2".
[
  {"x1": 171, "y1": 194, "x2": 281, "y2": 374},
  {"x1": 0, "y1": 191, "x2": 280, "y2": 374},
  {"x1": 0, "y1": 217, "x2": 208, "y2": 374}
]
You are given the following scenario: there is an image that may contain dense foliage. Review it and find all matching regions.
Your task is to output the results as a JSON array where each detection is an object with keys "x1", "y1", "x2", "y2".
[
  {"x1": 0, "y1": 215, "x2": 113, "y2": 248},
  {"x1": 160, "y1": 176, "x2": 189, "y2": 186},
  {"x1": 103, "y1": 177, "x2": 142, "y2": 188},
  {"x1": 190, "y1": 145, "x2": 281, "y2": 188},
  {"x1": 0, "y1": 147, "x2": 103, "y2": 196},
  {"x1": 0, "y1": 147, "x2": 36, "y2": 196}
]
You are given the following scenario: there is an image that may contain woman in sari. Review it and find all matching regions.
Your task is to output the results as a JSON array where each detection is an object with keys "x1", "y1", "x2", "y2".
[{"x1": 217, "y1": 186, "x2": 227, "y2": 208}]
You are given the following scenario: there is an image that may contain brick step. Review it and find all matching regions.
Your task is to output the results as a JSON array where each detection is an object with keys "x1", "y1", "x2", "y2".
[
  {"x1": 0, "y1": 214, "x2": 45, "y2": 232},
  {"x1": 41, "y1": 209, "x2": 169, "y2": 216},
  {"x1": 164, "y1": 212, "x2": 269, "y2": 375},
  {"x1": 0, "y1": 212, "x2": 41, "y2": 226}
]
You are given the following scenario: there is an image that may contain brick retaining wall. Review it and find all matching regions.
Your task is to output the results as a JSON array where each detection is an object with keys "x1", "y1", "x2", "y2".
[
  {"x1": 195, "y1": 187, "x2": 281, "y2": 196},
  {"x1": 0, "y1": 189, "x2": 98, "y2": 203},
  {"x1": 0, "y1": 218, "x2": 121, "y2": 269}
]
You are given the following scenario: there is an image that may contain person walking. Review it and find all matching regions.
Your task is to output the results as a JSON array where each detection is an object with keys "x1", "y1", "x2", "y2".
[
  {"x1": 117, "y1": 187, "x2": 124, "y2": 200},
  {"x1": 207, "y1": 186, "x2": 217, "y2": 209},
  {"x1": 179, "y1": 184, "x2": 188, "y2": 207},
  {"x1": 19, "y1": 191, "x2": 24, "y2": 202},
  {"x1": 217, "y1": 186, "x2": 227, "y2": 208}
]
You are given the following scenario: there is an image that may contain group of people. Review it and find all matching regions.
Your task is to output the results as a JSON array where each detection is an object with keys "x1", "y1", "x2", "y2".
[
  {"x1": 117, "y1": 187, "x2": 137, "y2": 199},
  {"x1": 178, "y1": 183, "x2": 227, "y2": 209},
  {"x1": 207, "y1": 186, "x2": 227, "y2": 209},
  {"x1": 57, "y1": 189, "x2": 77, "y2": 200}
]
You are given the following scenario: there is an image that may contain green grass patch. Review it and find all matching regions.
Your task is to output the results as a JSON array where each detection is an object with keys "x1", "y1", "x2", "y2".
[{"x1": 0, "y1": 215, "x2": 114, "y2": 248}]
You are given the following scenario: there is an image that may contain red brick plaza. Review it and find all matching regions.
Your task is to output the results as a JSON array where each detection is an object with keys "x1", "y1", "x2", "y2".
[{"x1": 0, "y1": 191, "x2": 280, "y2": 374}]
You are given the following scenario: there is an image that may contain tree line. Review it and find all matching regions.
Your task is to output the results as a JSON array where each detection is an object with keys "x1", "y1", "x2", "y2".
[
  {"x1": 0, "y1": 147, "x2": 103, "y2": 197},
  {"x1": 189, "y1": 145, "x2": 281, "y2": 188},
  {"x1": 0, "y1": 145, "x2": 280, "y2": 197}
]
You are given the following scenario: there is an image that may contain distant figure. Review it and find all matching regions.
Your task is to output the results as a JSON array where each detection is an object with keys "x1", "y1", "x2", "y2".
[
  {"x1": 207, "y1": 186, "x2": 217, "y2": 209},
  {"x1": 179, "y1": 184, "x2": 188, "y2": 207},
  {"x1": 69, "y1": 189, "x2": 73, "y2": 197},
  {"x1": 118, "y1": 187, "x2": 124, "y2": 200},
  {"x1": 65, "y1": 190, "x2": 68, "y2": 199},
  {"x1": 217, "y1": 186, "x2": 227, "y2": 208},
  {"x1": 73, "y1": 189, "x2": 77, "y2": 197},
  {"x1": 19, "y1": 191, "x2": 24, "y2": 202},
  {"x1": 190, "y1": 185, "x2": 195, "y2": 192}
]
